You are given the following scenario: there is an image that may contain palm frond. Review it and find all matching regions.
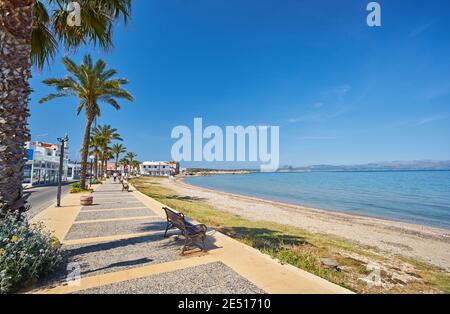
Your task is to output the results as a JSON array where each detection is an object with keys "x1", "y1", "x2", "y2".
[
  {"x1": 31, "y1": 0, "x2": 132, "y2": 67},
  {"x1": 38, "y1": 92, "x2": 72, "y2": 104},
  {"x1": 32, "y1": 1, "x2": 58, "y2": 70}
]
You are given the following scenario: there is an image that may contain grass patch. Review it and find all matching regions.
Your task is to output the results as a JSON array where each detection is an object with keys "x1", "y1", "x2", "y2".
[
  {"x1": 69, "y1": 182, "x2": 93, "y2": 194},
  {"x1": 131, "y1": 177, "x2": 450, "y2": 294}
]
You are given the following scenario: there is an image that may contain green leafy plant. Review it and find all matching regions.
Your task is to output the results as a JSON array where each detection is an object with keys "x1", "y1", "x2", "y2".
[
  {"x1": 70, "y1": 182, "x2": 92, "y2": 193},
  {"x1": 0, "y1": 212, "x2": 62, "y2": 294},
  {"x1": 90, "y1": 179, "x2": 103, "y2": 185}
]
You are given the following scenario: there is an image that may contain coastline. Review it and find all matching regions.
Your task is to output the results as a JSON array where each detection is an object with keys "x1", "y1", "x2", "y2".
[{"x1": 164, "y1": 177, "x2": 450, "y2": 271}]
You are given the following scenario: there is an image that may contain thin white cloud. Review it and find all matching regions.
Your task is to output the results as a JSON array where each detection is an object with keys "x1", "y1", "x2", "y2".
[
  {"x1": 417, "y1": 114, "x2": 450, "y2": 126},
  {"x1": 423, "y1": 83, "x2": 450, "y2": 100},
  {"x1": 408, "y1": 21, "x2": 434, "y2": 38},
  {"x1": 327, "y1": 85, "x2": 351, "y2": 97},
  {"x1": 288, "y1": 108, "x2": 347, "y2": 124},
  {"x1": 299, "y1": 135, "x2": 338, "y2": 140},
  {"x1": 391, "y1": 114, "x2": 450, "y2": 128}
]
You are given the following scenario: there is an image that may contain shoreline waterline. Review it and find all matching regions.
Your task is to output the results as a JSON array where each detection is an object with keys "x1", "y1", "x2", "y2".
[
  {"x1": 162, "y1": 177, "x2": 450, "y2": 270},
  {"x1": 180, "y1": 176, "x2": 450, "y2": 233},
  {"x1": 183, "y1": 171, "x2": 450, "y2": 230}
]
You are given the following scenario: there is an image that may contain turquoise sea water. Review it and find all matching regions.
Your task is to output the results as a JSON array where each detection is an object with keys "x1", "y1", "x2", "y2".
[{"x1": 185, "y1": 171, "x2": 450, "y2": 229}]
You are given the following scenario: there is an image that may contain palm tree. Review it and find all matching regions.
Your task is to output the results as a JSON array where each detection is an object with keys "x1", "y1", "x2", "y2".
[
  {"x1": 131, "y1": 160, "x2": 141, "y2": 175},
  {"x1": 92, "y1": 125, "x2": 122, "y2": 177},
  {"x1": 119, "y1": 157, "x2": 130, "y2": 174},
  {"x1": 126, "y1": 152, "x2": 137, "y2": 164},
  {"x1": 125, "y1": 152, "x2": 137, "y2": 175},
  {"x1": 89, "y1": 134, "x2": 104, "y2": 179},
  {"x1": 39, "y1": 55, "x2": 133, "y2": 189},
  {"x1": 111, "y1": 144, "x2": 127, "y2": 170},
  {"x1": 103, "y1": 151, "x2": 114, "y2": 177},
  {"x1": 0, "y1": 1, "x2": 132, "y2": 213}
]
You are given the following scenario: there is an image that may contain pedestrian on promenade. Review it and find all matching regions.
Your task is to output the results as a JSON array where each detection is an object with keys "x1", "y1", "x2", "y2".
[{"x1": 113, "y1": 172, "x2": 117, "y2": 182}]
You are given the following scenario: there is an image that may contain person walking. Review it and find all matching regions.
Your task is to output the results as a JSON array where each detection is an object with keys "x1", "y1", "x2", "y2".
[{"x1": 113, "y1": 172, "x2": 118, "y2": 182}]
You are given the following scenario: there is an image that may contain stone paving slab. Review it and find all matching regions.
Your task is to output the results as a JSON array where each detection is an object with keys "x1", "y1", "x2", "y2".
[
  {"x1": 76, "y1": 262, "x2": 265, "y2": 294},
  {"x1": 81, "y1": 202, "x2": 146, "y2": 210},
  {"x1": 92, "y1": 190, "x2": 132, "y2": 194},
  {"x1": 64, "y1": 218, "x2": 166, "y2": 240},
  {"x1": 76, "y1": 207, "x2": 157, "y2": 221},
  {"x1": 90, "y1": 198, "x2": 138, "y2": 203},
  {"x1": 91, "y1": 193, "x2": 135, "y2": 198}
]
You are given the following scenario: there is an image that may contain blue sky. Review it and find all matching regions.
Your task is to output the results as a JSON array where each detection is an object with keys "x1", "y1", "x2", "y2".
[{"x1": 29, "y1": 0, "x2": 450, "y2": 168}]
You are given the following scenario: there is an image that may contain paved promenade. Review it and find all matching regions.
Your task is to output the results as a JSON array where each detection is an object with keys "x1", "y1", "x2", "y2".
[{"x1": 29, "y1": 179, "x2": 351, "y2": 294}]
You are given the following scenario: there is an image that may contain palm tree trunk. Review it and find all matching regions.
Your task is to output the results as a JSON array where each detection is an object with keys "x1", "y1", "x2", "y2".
[
  {"x1": 115, "y1": 155, "x2": 118, "y2": 170},
  {"x1": 93, "y1": 156, "x2": 98, "y2": 179},
  {"x1": 101, "y1": 157, "x2": 105, "y2": 178},
  {"x1": 99, "y1": 155, "x2": 104, "y2": 178},
  {"x1": 80, "y1": 114, "x2": 94, "y2": 189},
  {"x1": 0, "y1": 0, "x2": 34, "y2": 214}
]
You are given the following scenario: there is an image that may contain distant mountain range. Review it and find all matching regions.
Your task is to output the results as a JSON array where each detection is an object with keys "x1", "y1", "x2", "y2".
[{"x1": 279, "y1": 160, "x2": 450, "y2": 172}]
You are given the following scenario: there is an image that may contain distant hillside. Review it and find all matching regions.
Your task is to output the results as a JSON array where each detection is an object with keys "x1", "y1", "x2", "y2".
[{"x1": 280, "y1": 160, "x2": 450, "y2": 172}]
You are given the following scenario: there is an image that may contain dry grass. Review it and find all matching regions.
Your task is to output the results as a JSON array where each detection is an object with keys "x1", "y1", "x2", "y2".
[{"x1": 131, "y1": 177, "x2": 450, "y2": 294}]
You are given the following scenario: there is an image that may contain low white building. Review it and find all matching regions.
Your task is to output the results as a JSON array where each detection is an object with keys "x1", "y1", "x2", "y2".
[
  {"x1": 67, "y1": 161, "x2": 81, "y2": 181},
  {"x1": 23, "y1": 141, "x2": 69, "y2": 186},
  {"x1": 140, "y1": 161, "x2": 171, "y2": 177}
]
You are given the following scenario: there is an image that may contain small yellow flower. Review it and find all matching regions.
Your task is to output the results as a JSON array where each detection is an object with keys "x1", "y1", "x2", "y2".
[
  {"x1": 0, "y1": 248, "x2": 5, "y2": 256},
  {"x1": 11, "y1": 235, "x2": 19, "y2": 242},
  {"x1": 50, "y1": 236, "x2": 61, "y2": 247}
]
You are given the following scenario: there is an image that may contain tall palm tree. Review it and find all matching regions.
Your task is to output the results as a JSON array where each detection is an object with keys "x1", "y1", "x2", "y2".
[
  {"x1": 92, "y1": 125, "x2": 122, "y2": 177},
  {"x1": 111, "y1": 143, "x2": 127, "y2": 170},
  {"x1": 103, "y1": 150, "x2": 114, "y2": 177},
  {"x1": 39, "y1": 55, "x2": 133, "y2": 188},
  {"x1": 0, "y1": 0, "x2": 132, "y2": 214},
  {"x1": 126, "y1": 152, "x2": 137, "y2": 164},
  {"x1": 89, "y1": 134, "x2": 103, "y2": 179},
  {"x1": 119, "y1": 157, "x2": 130, "y2": 174},
  {"x1": 125, "y1": 152, "x2": 137, "y2": 176},
  {"x1": 131, "y1": 160, "x2": 141, "y2": 175}
]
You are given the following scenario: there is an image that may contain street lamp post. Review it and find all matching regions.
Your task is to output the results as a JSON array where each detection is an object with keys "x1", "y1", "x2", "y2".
[{"x1": 56, "y1": 135, "x2": 69, "y2": 207}]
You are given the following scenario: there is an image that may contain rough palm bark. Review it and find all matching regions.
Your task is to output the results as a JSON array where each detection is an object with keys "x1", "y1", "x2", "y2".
[
  {"x1": 80, "y1": 113, "x2": 94, "y2": 189},
  {"x1": 93, "y1": 156, "x2": 98, "y2": 179},
  {"x1": 0, "y1": 0, "x2": 33, "y2": 214}
]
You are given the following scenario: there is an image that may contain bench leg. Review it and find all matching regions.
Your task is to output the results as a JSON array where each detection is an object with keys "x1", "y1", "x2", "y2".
[
  {"x1": 201, "y1": 235, "x2": 207, "y2": 252},
  {"x1": 181, "y1": 237, "x2": 190, "y2": 255},
  {"x1": 164, "y1": 222, "x2": 172, "y2": 238}
]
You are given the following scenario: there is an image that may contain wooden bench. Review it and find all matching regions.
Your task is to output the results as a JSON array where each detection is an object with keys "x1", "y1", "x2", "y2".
[
  {"x1": 163, "y1": 207, "x2": 208, "y2": 254},
  {"x1": 120, "y1": 179, "x2": 129, "y2": 192}
]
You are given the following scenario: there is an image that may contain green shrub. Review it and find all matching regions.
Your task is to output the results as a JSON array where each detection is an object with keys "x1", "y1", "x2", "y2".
[
  {"x1": 0, "y1": 212, "x2": 62, "y2": 294},
  {"x1": 90, "y1": 179, "x2": 102, "y2": 185},
  {"x1": 70, "y1": 182, "x2": 92, "y2": 193},
  {"x1": 70, "y1": 182, "x2": 81, "y2": 193}
]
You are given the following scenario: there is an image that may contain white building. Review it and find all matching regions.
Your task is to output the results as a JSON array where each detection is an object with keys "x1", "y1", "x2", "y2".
[
  {"x1": 67, "y1": 162, "x2": 81, "y2": 181},
  {"x1": 140, "y1": 161, "x2": 171, "y2": 177},
  {"x1": 23, "y1": 141, "x2": 69, "y2": 186}
]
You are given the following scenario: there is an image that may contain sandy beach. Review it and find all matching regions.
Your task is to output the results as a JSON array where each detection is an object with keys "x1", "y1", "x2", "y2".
[{"x1": 162, "y1": 177, "x2": 450, "y2": 271}]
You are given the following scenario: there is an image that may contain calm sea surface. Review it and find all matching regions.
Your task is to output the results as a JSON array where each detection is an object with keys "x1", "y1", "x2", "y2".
[{"x1": 185, "y1": 171, "x2": 450, "y2": 229}]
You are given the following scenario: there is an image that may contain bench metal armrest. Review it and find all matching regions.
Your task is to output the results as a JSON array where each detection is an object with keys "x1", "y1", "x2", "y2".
[{"x1": 187, "y1": 223, "x2": 207, "y2": 235}]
